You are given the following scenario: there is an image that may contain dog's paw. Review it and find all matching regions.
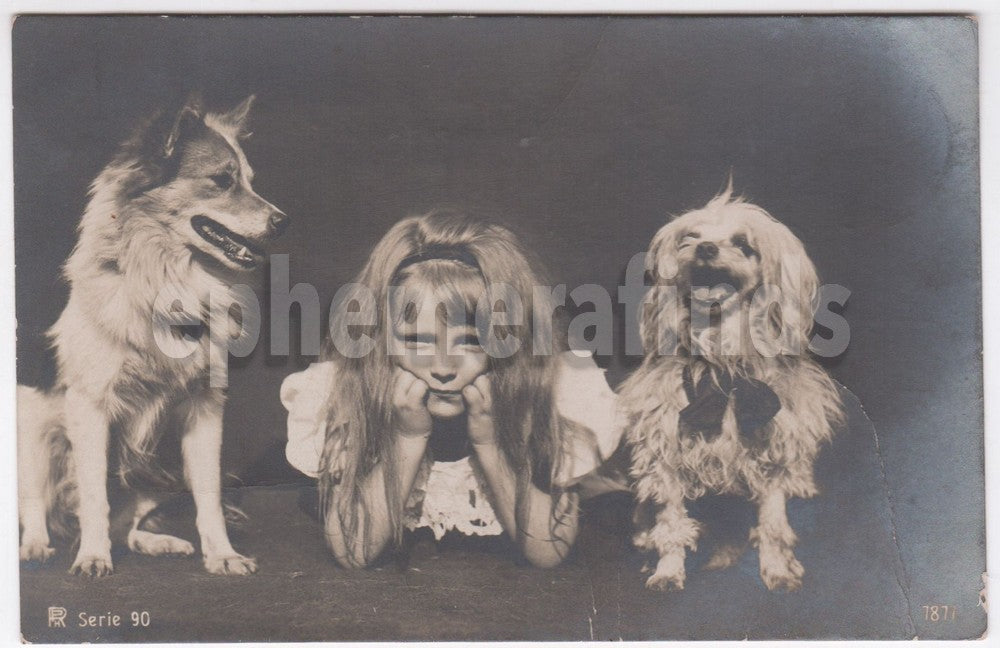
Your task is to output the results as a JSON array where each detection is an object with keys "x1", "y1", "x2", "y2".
[
  {"x1": 203, "y1": 553, "x2": 257, "y2": 576},
  {"x1": 20, "y1": 542, "x2": 55, "y2": 563},
  {"x1": 69, "y1": 553, "x2": 114, "y2": 578},
  {"x1": 645, "y1": 552, "x2": 686, "y2": 591},
  {"x1": 645, "y1": 569, "x2": 685, "y2": 591},
  {"x1": 632, "y1": 530, "x2": 654, "y2": 551},
  {"x1": 128, "y1": 530, "x2": 195, "y2": 557},
  {"x1": 759, "y1": 551, "x2": 804, "y2": 592}
]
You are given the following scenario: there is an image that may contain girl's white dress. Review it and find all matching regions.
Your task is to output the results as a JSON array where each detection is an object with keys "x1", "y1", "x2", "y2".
[{"x1": 281, "y1": 351, "x2": 623, "y2": 540}]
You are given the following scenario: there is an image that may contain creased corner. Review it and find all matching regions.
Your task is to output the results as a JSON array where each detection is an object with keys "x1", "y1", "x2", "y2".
[{"x1": 838, "y1": 380, "x2": 917, "y2": 637}]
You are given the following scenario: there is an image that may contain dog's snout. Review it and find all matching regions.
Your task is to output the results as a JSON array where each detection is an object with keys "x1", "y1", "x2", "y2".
[
  {"x1": 268, "y1": 210, "x2": 290, "y2": 236},
  {"x1": 695, "y1": 242, "x2": 719, "y2": 260}
]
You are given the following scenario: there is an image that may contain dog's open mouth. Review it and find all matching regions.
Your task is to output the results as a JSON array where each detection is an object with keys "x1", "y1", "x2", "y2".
[
  {"x1": 191, "y1": 216, "x2": 265, "y2": 269},
  {"x1": 688, "y1": 265, "x2": 742, "y2": 305}
]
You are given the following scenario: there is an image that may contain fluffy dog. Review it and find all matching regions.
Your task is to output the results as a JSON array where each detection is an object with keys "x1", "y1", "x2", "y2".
[
  {"x1": 620, "y1": 186, "x2": 843, "y2": 592},
  {"x1": 18, "y1": 95, "x2": 288, "y2": 576}
]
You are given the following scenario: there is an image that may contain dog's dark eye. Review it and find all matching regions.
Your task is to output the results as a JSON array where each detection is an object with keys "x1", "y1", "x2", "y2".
[
  {"x1": 679, "y1": 231, "x2": 700, "y2": 247},
  {"x1": 732, "y1": 235, "x2": 757, "y2": 258},
  {"x1": 210, "y1": 173, "x2": 234, "y2": 190}
]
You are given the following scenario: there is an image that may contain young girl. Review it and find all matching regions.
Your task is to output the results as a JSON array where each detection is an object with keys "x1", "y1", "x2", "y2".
[{"x1": 281, "y1": 210, "x2": 622, "y2": 568}]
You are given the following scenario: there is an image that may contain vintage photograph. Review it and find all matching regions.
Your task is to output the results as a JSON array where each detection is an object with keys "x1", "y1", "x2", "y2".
[{"x1": 13, "y1": 14, "x2": 984, "y2": 641}]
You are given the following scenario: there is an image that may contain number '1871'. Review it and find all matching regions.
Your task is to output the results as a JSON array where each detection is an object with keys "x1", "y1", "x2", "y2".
[{"x1": 922, "y1": 605, "x2": 956, "y2": 622}]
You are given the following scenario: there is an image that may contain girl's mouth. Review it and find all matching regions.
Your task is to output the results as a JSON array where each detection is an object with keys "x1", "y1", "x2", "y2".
[{"x1": 427, "y1": 388, "x2": 461, "y2": 399}]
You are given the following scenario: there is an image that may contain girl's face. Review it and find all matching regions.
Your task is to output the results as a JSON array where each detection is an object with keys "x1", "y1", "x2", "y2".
[{"x1": 390, "y1": 294, "x2": 488, "y2": 419}]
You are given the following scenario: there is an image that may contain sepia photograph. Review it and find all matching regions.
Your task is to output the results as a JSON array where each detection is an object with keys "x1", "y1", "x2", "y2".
[{"x1": 11, "y1": 13, "x2": 985, "y2": 642}]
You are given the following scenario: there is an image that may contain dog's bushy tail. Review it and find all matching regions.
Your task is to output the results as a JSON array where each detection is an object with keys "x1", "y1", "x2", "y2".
[{"x1": 17, "y1": 385, "x2": 79, "y2": 540}]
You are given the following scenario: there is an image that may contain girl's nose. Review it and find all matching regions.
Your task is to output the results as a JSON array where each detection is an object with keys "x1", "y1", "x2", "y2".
[
  {"x1": 430, "y1": 349, "x2": 459, "y2": 385},
  {"x1": 430, "y1": 367, "x2": 458, "y2": 385}
]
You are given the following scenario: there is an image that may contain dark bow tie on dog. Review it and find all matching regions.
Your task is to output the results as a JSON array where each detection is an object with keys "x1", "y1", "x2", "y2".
[{"x1": 679, "y1": 365, "x2": 782, "y2": 448}]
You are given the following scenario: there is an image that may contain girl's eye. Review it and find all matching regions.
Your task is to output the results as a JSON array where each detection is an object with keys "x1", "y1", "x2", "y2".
[
  {"x1": 458, "y1": 333, "x2": 484, "y2": 351},
  {"x1": 210, "y1": 173, "x2": 234, "y2": 190},
  {"x1": 401, "y1": 334, "x2": 434, "y2": 351},
  {"x1": 404, "y1": 341, "x2": 437, "y2": 356},
  {"x1": 447, "y1": 335, "x2": 483, "y2": 355}
]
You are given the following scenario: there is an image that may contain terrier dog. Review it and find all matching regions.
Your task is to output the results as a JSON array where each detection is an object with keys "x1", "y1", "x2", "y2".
[{"x1": 620, "y1": 186, "x2": 843, "y2": 591}]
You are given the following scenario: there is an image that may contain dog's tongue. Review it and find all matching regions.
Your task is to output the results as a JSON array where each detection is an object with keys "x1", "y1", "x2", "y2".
[{"x1": 692, "y1": 284, "x2": 735, "y2": 304}]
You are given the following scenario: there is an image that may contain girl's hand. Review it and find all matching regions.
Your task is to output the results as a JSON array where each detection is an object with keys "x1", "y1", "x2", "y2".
[
  {"x1": 463, "y1": 375, "x2": 496, "y2": 446},
  {"x1": 392, "y1": 368, "x2": 432, "y2": 438}
]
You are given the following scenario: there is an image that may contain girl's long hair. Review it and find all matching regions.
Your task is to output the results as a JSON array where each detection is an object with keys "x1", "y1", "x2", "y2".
[{"x1": 318, "y1": 209, "x2": 573, "y2": 562}]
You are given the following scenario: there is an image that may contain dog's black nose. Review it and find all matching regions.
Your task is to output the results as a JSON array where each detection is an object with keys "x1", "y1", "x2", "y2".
[
  {"x1": 696, "y1": 242, "x2": 718, "y2": 260},
  {"x1": 268, "y1": 210, "x2": 290, "y2": 236}
]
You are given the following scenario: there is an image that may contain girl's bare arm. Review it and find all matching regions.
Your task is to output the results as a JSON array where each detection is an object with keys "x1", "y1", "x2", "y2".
[
  {"x1": 464, "y1": 375, "x2": 580, "y2": 568},
  {"x1": 324, "y1": 434, "x2": 428, "y2": 567},
  {"x1": 325, "y1": 369, "x2": 432, "y2": 567}
]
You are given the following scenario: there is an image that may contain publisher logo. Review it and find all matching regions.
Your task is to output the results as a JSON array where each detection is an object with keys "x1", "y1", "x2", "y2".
[{"x1": 47, "y1": 607, "x2": 67, "y2": 628}]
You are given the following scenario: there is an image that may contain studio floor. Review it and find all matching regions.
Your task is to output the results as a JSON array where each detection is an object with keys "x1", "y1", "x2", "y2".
[{"x1": 21, "y1": 398, "x2": 914, "y2": 642}]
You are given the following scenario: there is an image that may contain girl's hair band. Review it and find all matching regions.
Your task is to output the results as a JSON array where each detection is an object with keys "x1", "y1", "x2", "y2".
[{"x1": 392, "y1": 245, "x2": 481, "y2": 279}]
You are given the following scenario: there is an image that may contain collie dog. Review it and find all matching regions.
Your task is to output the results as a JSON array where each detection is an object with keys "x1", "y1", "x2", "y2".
[
  {"x1": 17, "y1": 95, "x2": 288, "y2": 576},
  {"x1": 620, "y1": 187, "x2": 843, "y2": 591}
]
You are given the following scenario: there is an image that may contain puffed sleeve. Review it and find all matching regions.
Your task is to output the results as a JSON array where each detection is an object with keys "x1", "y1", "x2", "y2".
[
  {"x1": 280, "y1": 361, "x2": 337, "y2": 479},
  {"x1": 552, "y1": 351, "x2": 626, "y2": 488}
]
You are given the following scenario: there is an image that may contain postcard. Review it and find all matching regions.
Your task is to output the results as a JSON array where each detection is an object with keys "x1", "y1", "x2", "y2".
[{"x1": 13, "y1": 14, "x2": 985, "y2": 641}]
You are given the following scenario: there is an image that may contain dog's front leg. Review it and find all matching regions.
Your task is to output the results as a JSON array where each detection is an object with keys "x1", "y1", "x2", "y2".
[
  {"x1": 181, "y1": 392, "x2": 257, "y2": 575},
  {"x1": 64, "y1": 387, "x2": 113, "y2": 576},
  {"x1": 644, "y1": 496, "x2": 701, "y2": 591},
  {"x1": 751, "y1": 488, "x2": 803, "y2": 591}
]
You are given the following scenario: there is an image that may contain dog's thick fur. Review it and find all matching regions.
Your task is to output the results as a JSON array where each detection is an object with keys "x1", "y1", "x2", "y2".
[
  {"x1": 620, "y1": 186, "x2": 843, "y2": 592},
  {"x1": 18, "y1": 95, "x2": 287, "y2": 576}
]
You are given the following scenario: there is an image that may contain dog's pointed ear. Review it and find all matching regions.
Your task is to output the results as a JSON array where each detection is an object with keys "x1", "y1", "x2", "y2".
[
  {"x1": 163, "y1": 95, "x2": 205, "y2": 158},
  {"x1": 218, "y1": 94, "x2": 256, "y2": 136}
]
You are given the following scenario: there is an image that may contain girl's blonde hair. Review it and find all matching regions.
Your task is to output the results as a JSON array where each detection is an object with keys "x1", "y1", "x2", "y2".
[{"x1": 319, "y1": 209, "x2": 572, "y2": 562}]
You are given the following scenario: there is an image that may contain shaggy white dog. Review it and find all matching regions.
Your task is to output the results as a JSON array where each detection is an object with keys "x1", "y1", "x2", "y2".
[{"x1": 620, "y1": 186, "x2": 843, "y2": 592}]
